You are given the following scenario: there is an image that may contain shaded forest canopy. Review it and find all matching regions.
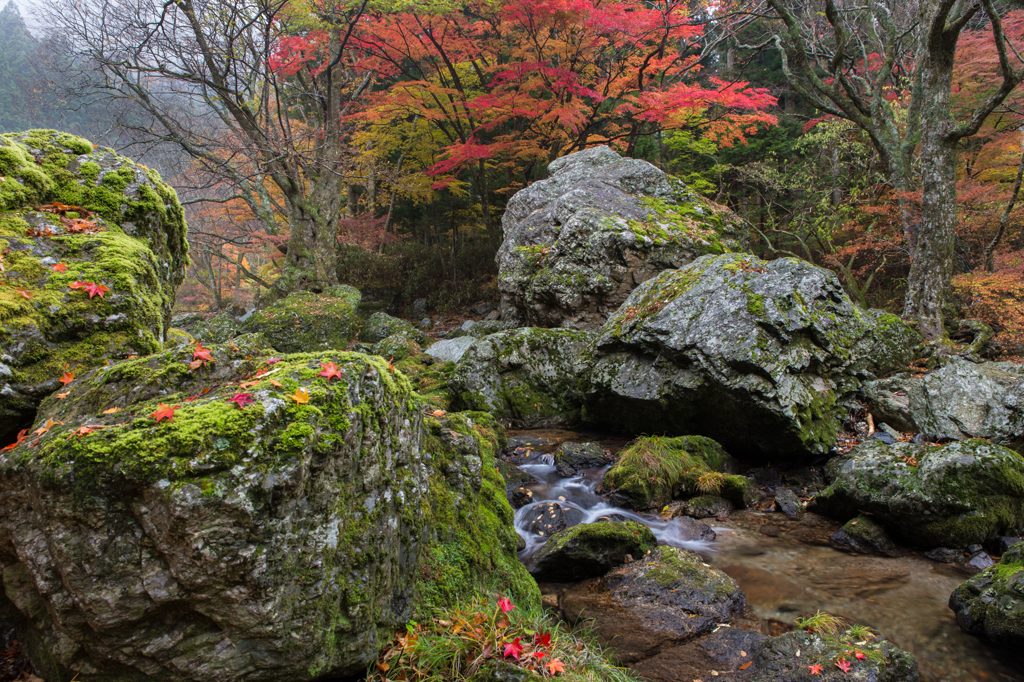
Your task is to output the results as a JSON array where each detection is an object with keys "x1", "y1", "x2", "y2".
[{"x1": 0, "y1": 0, "x2": 1022, "y2": 345}]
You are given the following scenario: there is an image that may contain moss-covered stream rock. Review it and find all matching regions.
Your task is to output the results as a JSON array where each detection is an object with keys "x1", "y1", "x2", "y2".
[
  {"x1": 0, "y1": 344, "x2": 536, "y2": 682},
  {"x1": 584, "y1": 253, "x2": 920, "y2": 459},
  {"x1": 949, "y1": 542, "x2": 1024, "y2": 647},
  {"x1": 0, "y1": 130, "x2": 188, "y2": 442}
]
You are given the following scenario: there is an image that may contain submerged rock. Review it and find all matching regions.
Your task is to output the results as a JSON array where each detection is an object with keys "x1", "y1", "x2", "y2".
[
  {"x1": 0, "y1": 130, "x2": 188, "y2": 442},
  {"x1": 496, "y1": 146, "x2": 746, "y2": 330},
  {"x1": 449, "y1": 328, "x2": 595, "y2": 427},
  {"x1": 864, "y1": 359, "x2": 1024, "y2": 453},
  {"x1": 560, "y1": 546, "x2": 745, "y2": 662},
  {"x1": 812, "y1": 439, "x2": 1024, "y2": 548},
  {"x1": 584, "y1": 254, "x2": 919, "y2": 459},
  {"x1": 0, "y1": 345, "x2": 536, "y2": 682},
  {"x1": 524, "y1": 521, "x2": 657, "y2": 582},
  {"x1": 949, "y1": 543, "x2": 1024, "y2": 647},
  {"x1": 238, "y1": 285, "x2": 361, "y2": 352}
]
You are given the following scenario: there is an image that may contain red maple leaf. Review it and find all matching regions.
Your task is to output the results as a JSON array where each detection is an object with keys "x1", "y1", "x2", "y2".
[
  {"x1": 497, "y1": 597, "x2": 515, "y2": 613},
  {"x1": 193, "y1": 343, "x2": 214, "y2": 363},
  {"x1": 266, "y1": 357, "x2": 281, "y2": 365},
  {"x1": 0, "y1": 429, "x2": 29, "y2": 452},
  {"x1": 835, "y1": 658, "x2": 852, "y2": 672},
  {"x1": 74, "y1": 282, "x2": 110, "y2": 298},
  {"x1": 808, "y1": 664, "x2": 823, "y2": 675},
  {"x1": 52, "y1": 263, "x2": 68, "y2": 272},
  {"x1": 853, "y1": 650, "x2": 866, "y2": 660},
  {"x1": 16, "y1": 288, "x2": 30, "y2": 299},
  {"x1": 69, "y1": 280, "x2": 86, "y2": 289},
  {"x1": 59, "y1": 371, "x2": 74, "y2": 386},
  {"x1": 227, "y1": 393, "x2": 255, "y2": 409},
  {"x1": 534, "y1": 632, "x2": 551, "y2": 647},
  {"x1": 318, "y1": 361, "x2": 345, "y2": 381},
  {"x1": 503, "y1": 638, "x2": 523, "y2": 660},
  {"x1": 150, "y1": 403, "x2": 180, "y2": 423},
  {"x1": 545, "y1": 658, "x2": 565, "y2": 675}
]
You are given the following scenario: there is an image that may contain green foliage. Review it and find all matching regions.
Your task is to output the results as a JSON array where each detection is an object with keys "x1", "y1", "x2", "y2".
[{"x1": 369, "y1": 595, "x2": 638, "y2": 682}]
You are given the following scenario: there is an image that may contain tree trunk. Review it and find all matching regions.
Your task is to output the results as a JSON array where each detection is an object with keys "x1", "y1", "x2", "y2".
[{"x1": 904, "y1": 45, "x2": 957, "y2": 340}]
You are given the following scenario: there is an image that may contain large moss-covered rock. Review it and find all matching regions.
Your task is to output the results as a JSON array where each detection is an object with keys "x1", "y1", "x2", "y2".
[
  {"x1": 949, "y1": 542, "x2": 1024, "y2": 647},
  {"x1": 449, "y1": 328, "x2": 595, "y2": 427},
  {"x1": 523, "y1": 521, "x2": 657, "y2": 581},
  {"x1": 812, "y1": 439, "x2": 1024, "y2": 548},
  {"x1": 0, "y1": 130, "x2": 188, "y2": 442},
  {"x1": 238, "y1": 285, "x2": 361, "y2": 353},
  {"x1": 496, "y1": 146, "x2": 746, "y2": 330},
  {"x1": 170, "y1": 311, "x2": 242, "y2": 344},
  {"x1": 0, "y1": 345, "x2": 536, "y2": 682},
  {"x1": 361, "y1": 312, "x2": 429, "y2": 346},
  {"x1": 584, "y1": 254, "x2": 919, "y2": 459},
  {"x1": 864, "y1": 359, "x2": 1024, "y2": 453}
]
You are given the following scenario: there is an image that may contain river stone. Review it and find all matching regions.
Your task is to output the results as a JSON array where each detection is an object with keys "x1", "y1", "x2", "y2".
[
  {"x1": 0, "y1": 345, "x2": 536, "y2": 682},
  {"x1": 524, "y1": 521, "x2": 657, "y2": 581},
  {"x1": 584, "y1": 254, "x2": 919, "y2": 460},
  {"x1": 830, "y1": 516, "x2": 899, "y2": 556},
  {"x1": 496, "y1": 146, "x2": 747, "y2": 330},
  {"x1": 949, "y1": 542, "x2": 1024, "y2": 647},
  {"x1": 425, "y1": 336, "x2": 476, "y2": 363},
  {"x1": 671, "y1": 516, "x2": 716, "y2": 542},
  {"x1": 675, "y1": 495, "x2": 733, "y2": 519},
  {"x1": 0, "y1": 130, "x2": 188, "y2": 444},
  {"x1": 238, "y1": 285, "x2": 361, "y2": 353},
  {"x1": 746, "y1": 630, "x2": 919, "y2": 682},
  {"x1": 449, "y1": 328, "x2": 595, "y2": 427},
  {"x1": 522, "y1": 501, "x2": 584, "y2": 536},
  {"x1": 774, "y1": 487, "x2": 801, "y2": 516},
  {"x1": 864, "y1": 359, "x2": 1024, "y2": 453},
  {"x1": 560, "y1": 546, "x2": 745, "y2": 662},
  {"x1": 553, "y1": 441, "x2": 612, "y2": 477},
  {"x1": 361, "y1": 312, "x2": 429, "y2": 346},
  {"x1": 812, "y1": 439, "x2": 1024, "y2": 548}
]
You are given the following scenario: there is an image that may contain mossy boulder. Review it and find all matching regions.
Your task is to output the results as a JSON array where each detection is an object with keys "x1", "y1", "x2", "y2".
[
  {"x1": 602, "y1": 435, "x2": 745, "y2": 510},
  {"x1": 746, "y1": 629, "x2": 919, "y2": 682},
  {"x1": 523, "y1": 521, "x2": 657, "y2": 581},
  {"x1": 496, "y1": 146, "x2": 747, "y2": 330},
  {"x1": 362, "y1": 312, "x2": 429, "y2": 346},
  {"x1": 0, "y1": 345, "x2": 536, "y2": 682},
  {"x1": 864, "y1": 359, "x2": 1024, "y2": 453},
  {"x1": 238, "y1": 285, "x2": 361, "y2": 353},
  {"x1": 811, "y1": 439, "x2": 1024, "y2": 548},
  {"x1": 170, "y1": 311, "x2": 242, "y2": 344},
  {"x1": 560, "y1": 546, "x2": 746, "y2": 658},
  {"x1": 949, "y1": 542, "x2": 1024, "y2": 647},
  {"x1": 584, "y1": 254, "x2": 920, "y2": 460},
  {"x1": 0, "y1": 131, "x2": 188, "y2": 442},
  {"x1": 553, "y1": 441, "x2": 612, "y2": 477},
  {"x1": 829, "y1": 515, "x2": 899, "y2": 557},
  {"x1": 449, "y1": 328, "x2": 595, "y2": 427}
]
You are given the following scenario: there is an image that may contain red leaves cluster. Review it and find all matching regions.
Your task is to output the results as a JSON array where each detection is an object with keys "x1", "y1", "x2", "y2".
[{"x1": 70, "y1": 281, "x2": 111, "y2": 299}]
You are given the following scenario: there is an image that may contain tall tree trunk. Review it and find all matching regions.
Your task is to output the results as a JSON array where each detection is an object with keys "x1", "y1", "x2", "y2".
[{"x1": 904, "y1": 43, "x2": 957, "y2": 340}]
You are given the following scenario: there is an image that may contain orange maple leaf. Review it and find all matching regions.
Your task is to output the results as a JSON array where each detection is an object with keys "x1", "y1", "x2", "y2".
[
  {"x1": 150, "y1": 403, "x2": 180, "y2": 423},
  {"x1": 33, "y1": 418, "x2": 63, "y2": 436},
  {"x1": 52, "y1": 262, "x2": 68, "y2": 272},
  {"x1": 288, "y1": 388, "x2": 311, "y2": 404},
  {"x1": 59, "y1": 371, "x2": 74, "y2": 386},
  {"x1": 0, "y1": 429, "x2": 29, "y2": 451},
  {"x1": 15, "y1": 287, "x2": 30, "y2": 299},
  {"x1": 545, "y1": 658, "x2": 565, "y2": 675},
  {"x1": 808, "y1": 664, "x2": 823, "y2": 675}
]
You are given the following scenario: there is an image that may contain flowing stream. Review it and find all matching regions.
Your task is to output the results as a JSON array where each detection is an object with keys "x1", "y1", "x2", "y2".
[{"x1": 508, "y1": 429, "x2": 1024, "y2": 682}]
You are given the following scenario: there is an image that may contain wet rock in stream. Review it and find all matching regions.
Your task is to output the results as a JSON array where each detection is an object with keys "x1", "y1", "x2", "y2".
[
  {"x1": 830, "y1": 515, "x2": 900, "y2": 557},
  {"x1": 746, "y1": 630, "x2": 919, "y2": 682},
  {"x1": 553, "y1": 441, "x2": 612, "y2": 477},
  {"x1": 524, "y1": 521, "x2": 657, "y2": 581},
  {"x1": 522, "y1": 501, "x2": 585, "y2": 535}
]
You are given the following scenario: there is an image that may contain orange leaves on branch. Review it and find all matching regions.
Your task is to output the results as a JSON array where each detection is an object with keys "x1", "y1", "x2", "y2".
[
  {"x1": 150, "y1": 403, "x2": 180, "y2": 423},
  {"x1": 318, "y1": 361, "x2": 345, "y2": 381}
]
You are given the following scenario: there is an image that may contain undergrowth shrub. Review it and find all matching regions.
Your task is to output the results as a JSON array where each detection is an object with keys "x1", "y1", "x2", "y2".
[
  {"x1": 369, "y1": 595, "x2": 637, "y2": 682},
  {"x1": 952, "y1": 250, "x2": 1024, "y2": 346}
]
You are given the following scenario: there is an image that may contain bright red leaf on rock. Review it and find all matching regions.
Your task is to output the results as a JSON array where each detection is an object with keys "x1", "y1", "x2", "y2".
[
  {"x1": 71, "y1": 281, "x2": 110, "y2": 298},
  {"x1": 193, "y1": 343, "x2": 214, "y2": 363},
  {"x1": 227, "y1": 393, "x2": 255, "y2": 409},
  {"x1": 59, "y1": 371, "x2": 74, "y2": 386},
  {"x1": 0, "y1": 429, "x2": 28, "y2": 451},
  {"x1": 853, "y1": 650, "x2": 866, "y2": 661},
  {"x1": 835, "y1": 658, "x2": 852, "y2": 672},
  {"x1": 150, "y1": 403, "x2": 180, "y2": 423},
  {"x1": 318, "y1": 361, "x2": 345, "y2": 381},
  {"x1": 497, "y1": 597, "x2": 515, "y2": 613},
  {"x1": 808, "y1": 664, "x2": 823, "y2": 675},
  {"x1": 503, "y1": 638, "x2": 523, "y2": 660}
]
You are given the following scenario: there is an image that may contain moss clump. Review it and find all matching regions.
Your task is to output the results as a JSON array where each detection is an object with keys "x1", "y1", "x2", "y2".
[
  {"x1": 603, "y1": 435, "x2": 736, "y2": 509},
  {"x1": 239, "y1": 285, "x2": 362, "y2": 353},
  {"x1": 415, "y1": 411, "x2": 540, "y2": 611},
  {"x1": 524, "y1": 521, "x2": 657, "y2": 581}
]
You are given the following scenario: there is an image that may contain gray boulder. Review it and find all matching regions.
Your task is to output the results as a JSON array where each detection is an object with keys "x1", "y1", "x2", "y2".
[
  {"x1": 361, "y1": 312, "x2": 429, "y2": 346},
  {"x1": 949, "y1": 542, "x2": 1024, "y2": 647},
  {"x1": 449, "y1": 328, "x2": 595, "y2": 427},
  {"x1": 523, "y1": 521, "x2": 657, "y2": 581},
  {"x1": 425, "y1": 336, "x2": 477, "y2": 364},
  {"x1": 553, "y1": 441, "x2": 612, "y2": 477},
  {"x1": 496, "y1": 146, "x2": 746, "y2": 330},
  {"x1": 0, "y1": 347, "x2": 536, "y2": 682},
  {"x1": 584, "y1": 254, "x2": 919, "y2": 459},
  {"x1": 812, "y1": 439, "x2": 1024, "y2": 548},
  {"x1": 830, "y1": 515, "x2": 900, "y2": 556},
  {"x1": 170, "y1": 311, "x2": 241, "y2": 344},
  {"x1": 864, "y1": 359, "x2": 1024, "y2": 453}
]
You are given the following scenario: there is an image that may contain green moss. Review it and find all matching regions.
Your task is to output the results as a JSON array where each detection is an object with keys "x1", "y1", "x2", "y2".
[
  {"x1": 746, "y1": 291, "x2": 766, "y2": 317},
  {"x1": 239, "y1": 286, "x2": 361, "y2": 353},
  {"x1": 604, "y1": 435, "x2": 734, "y2": 509}
]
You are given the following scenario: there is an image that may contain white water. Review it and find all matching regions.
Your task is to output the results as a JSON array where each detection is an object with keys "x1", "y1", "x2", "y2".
[{"x1": 511, "y1": 451, "x2": 716, "y2": 558}]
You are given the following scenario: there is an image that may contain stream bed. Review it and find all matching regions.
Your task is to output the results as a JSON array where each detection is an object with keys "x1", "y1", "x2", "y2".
[{"x1": 508, "y1": 429, "x2": 1024, "y2": 682}]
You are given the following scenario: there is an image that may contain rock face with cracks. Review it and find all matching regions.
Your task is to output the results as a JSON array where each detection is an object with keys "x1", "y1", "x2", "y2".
[
  {"x1": 496, "y1": 146, "x2": 746, "y2": 330},
  {"x1": 812, "y1": 439, "x2": 1024, "y2": 548},
  {"x1": 0, "y1": 130, "x2": 188, "y2": 442},
  {"x1": 584, "y1": 253, "x2": 919, "y2": 459},
  {"x1": 0, "y1": 344, "x2": 535, "y2": 682}
]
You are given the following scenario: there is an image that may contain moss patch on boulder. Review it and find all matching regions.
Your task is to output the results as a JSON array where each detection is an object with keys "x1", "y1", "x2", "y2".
[
  {"x1": 238, "y1": 285, "x2": 361, "y2": 353},
  {"x1": 523, "y1": 521, "x2": 657, "y2": 581},
  {"x1": 949, "y1": 542, "x2": 1024, "y2": 647}
]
